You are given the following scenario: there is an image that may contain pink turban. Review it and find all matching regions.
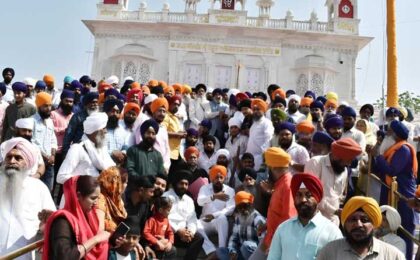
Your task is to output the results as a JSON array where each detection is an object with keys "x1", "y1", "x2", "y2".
[{"x1": 1, "y1": 137, "x2": 37, "y2": 170}]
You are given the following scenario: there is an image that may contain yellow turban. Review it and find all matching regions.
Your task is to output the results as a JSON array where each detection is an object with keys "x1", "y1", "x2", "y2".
[
  {"x1": 264, "y1": 147, "x2": 291, "y2": 168},
  {"x1": 150, "y1": 97, "x2": 169, "y2": 114},
  {"x1": 326, "y1": 91, "x2": 338, "y2": 101},
  {"x1": 183, "y1": 84, "x2": 192, "y2": 94},
  {"x1": 341, "y1": 196, "x2": 382, "y2": 228},
  {"x1": 235, "y1": 191, "x2": 254, "y2": 205},
  {"x1": 35, "y1": 92, "x2": 52, "y2": 107},
  {"x1": 209, "y1": 165, "x2": 227, "y2": 182},
  {"x1": 251, "y1": 98, "x2": 268, "y2": 113}
]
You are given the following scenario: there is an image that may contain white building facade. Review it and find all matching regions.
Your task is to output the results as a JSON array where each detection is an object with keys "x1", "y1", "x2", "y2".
[{"x1": 84, "y1": 0, "x2": 371, "y2": 103}]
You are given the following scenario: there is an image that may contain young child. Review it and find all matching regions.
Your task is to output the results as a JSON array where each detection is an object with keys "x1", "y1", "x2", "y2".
[
  {"x1": 109, "y1": 216, "x2": 142, "y2": 260},
  {"x1": 143, "y1": 197, "x2": 177, "y2": 259}
]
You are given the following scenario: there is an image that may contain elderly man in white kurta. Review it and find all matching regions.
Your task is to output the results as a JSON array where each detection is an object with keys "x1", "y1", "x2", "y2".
[
  {"x1": 304, "y1": 138, "x2": 362, "y2": 225},
  {"x1": 56, "y1": 112, "x2": 115, "y2": 184},
  {"x1": 246, "y1": 99, "x2": 274, "y2": 170},
  {"x1": 197, "y1": 165, "x2": 235, "y2": 256},
  {"x1": 0, "y1": 137, "x2": 56, "y2": 259}
]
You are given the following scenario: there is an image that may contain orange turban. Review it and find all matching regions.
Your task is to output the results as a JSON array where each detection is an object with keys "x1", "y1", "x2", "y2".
[
  {"x1": 43, "y1": 74, "x2": 54, "y2": 85},
  {"x1": 300, "y1": 97, "x2": 313, "y2": 107},
  {"x1": 150, "y1": 97, "x2": 169, "y2": 114},
  {"x1": 235, "y1": 191, "x2": 254, "y2": 205},
  {"x1": 164, "y1": 85, "x2": 174, "y2": 95},
  {"x1": 296, "y1": 120, "x2": 315, "y2": 134},
  {"x1": 341, "y1": 196, "x2": 382, "y2": 228},
  {"x1": 148, "y1": 79, "x2": 159, "y2": 87},
  {"x1": 264, "y1": 147, "x2": 291, "y2": 168},
  {"x1": 184, "y1": 146, "x2": 200, "y2": 160},
  {"x1": 325, "y1": 99, "x2": 338, "y2": 109},
  {"x1": 98, "y1": 93, "x2": 105, "y2": 105},
  {"x1": 331, "y1": 138, "x2": 362, "y2": 162},
  {"x1": 131, "y1": 82, "x2": 141, "y2": 90},
  {"x1": 98, "y1": 82, "x2": 112, "y2": 94},
  {"x1": 271, "y1": 88, "x2": 286, "y2": 100},
  {"x1": 35, "y1": 92, "x2": 52, "y2": 107},
  {"x1": 159, "y1": 80, "x2": 168, "y2": 89},
  {"x1": 251, "y1": 98, "x2": 268, "y2": 113},
  {"x1": 142, "y1": 85, "x2": 151, "y2": 95},
  {"x1": 209, "y1": 165, "x2": 227, "y2": 182},
  {"x1": 173, "y1": 83, "x2": 184, "y2": 94},
  {"x1": 123, "y1": 102, "x2": 141, "y2": 116}
]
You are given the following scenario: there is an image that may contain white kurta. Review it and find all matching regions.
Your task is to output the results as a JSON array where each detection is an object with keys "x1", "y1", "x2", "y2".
[
  {"x1": 246, "y1": 117, "x2": 274, "y2": 170},
  {"x1": 304, "y1": 155, "x2": 347, "y2": 225},
  {"x1": 0, "y1": 177, "x2": 56, "y2": 259},
  {"x1": 163, "y1": 189, "x2": 198, "y2": 234},
  {"x1": 56, "y1": 137, "x2": 115, "y2": 184},
  {"x1": 188, "y1": 97, "x2": 209, "y2": 129},
  {"x1": 197, "y1": 151, "x2": 218, "y2": 173},
  {"x1": 342, "y1": 127, "x2": 367, "y2": 152}
]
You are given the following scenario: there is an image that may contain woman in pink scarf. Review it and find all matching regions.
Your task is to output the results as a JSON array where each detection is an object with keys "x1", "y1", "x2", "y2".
[{"x1": 42, "y1": 175, "x2": 110, "y2": 260}]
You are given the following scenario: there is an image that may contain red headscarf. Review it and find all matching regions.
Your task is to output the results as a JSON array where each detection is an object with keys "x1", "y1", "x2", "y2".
[{"x1": 42, "y1": 176, "x2": 109, "y2": 260}]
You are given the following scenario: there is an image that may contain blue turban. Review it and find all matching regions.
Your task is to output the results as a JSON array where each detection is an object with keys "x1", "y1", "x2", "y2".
[
  {"x1": 310, "y1": 100, "x2": 325, "y2": 112},
  {"x1": 151, "y1": 86, "x2": 164, "y2": 95},
  {"x1": 286, "y1": 90, "x2": 296, "y2": 97},
  {"x1": 79, "y1": 75, "x2": 92, "y2": 85},
  {"x1": 324, "y1": 114, "x2": 344, "y2": 129},
  {"x1": 63, "y1": 76, "x2": 73, "y2": 84},
  {"x1": 12, "y1": 82, "x2": 27, "y2": 93},
  {"x1": 277, "y1": 122, "x2": 296, "y2": 134},
  {"x1": 229, "y1": 94, "x2": 237, "y2": 107},
  {"x1": 70, "y1": 80, "x2": 83, "y2": 91},
  {"x1": 117, "y1": 93, "x2": 126, "y2": 103},
  {"x1": 103, "y1": 98, "x2": 124, "y2": 113},
  {"x1": 0, "y1": 82, "x2": 6, "y2": 95},
  {"x1": 386, "y1": 107, "x2": 400, "y2": 118},
  {"x1": 245, "y1": 91, "x2": 252, "y2": 98},
  {"x1": 140, "y1": 119, "x2": 160, "y2": 136},
  {"x1": 316, "y1": 96, "x2": 327, "y2": 104},
  {"x1": 304, "y1": 90, "x2": 316, "y2": 100},
  {"x1": 200, "y1": 119, "x2": 212, "y2": 130},
  {"x1": 312, "y1": 131, "x2": 334, "y2": 146},
  {"x1": 60, "y1": 89, "x2": 75, "y2": 100},
  {"x1": 105, "y1": 88, "x2": 120, "y2": 98},
  {"x1": 341, "y1": 106, "x2": 357, "y2": 118},
  {"x1": 186, "y1": 128, "x2": 199, "y2": 137},
  {"x1": 212, "y1": 88, "x2": 223, "y2": 96},
  {"x1": 35, "y1": 80, "x2": 46, "y2": 90},
  {"x1": 390, "y1": 120, "x2": 409, "y2": 140},
  {"x1": 83, "y1": 92, "x2": 99, "y2": 105}
]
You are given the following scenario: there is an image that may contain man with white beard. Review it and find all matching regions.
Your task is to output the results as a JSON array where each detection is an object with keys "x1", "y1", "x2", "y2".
[
  {"x1": 0, "y1": 137, "x2": 56, "y2": 259},
  {"x1": 57, "y1": 112, "x2": 115, "y2": 184}
]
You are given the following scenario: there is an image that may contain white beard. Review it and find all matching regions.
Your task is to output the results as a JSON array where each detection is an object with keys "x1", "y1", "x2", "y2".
[
  {"x1": 0, "y1": 167, "x2": 28, "y2": 217},
  {"x1": 87, "y1": 108, "x2": 99, "y2": 115},
  {"x1": 379, "y1": 135, "x2": 396, "y2": 155},
  {"x1": 95, "y1": 133, "x2": 106, "y2": 148}
]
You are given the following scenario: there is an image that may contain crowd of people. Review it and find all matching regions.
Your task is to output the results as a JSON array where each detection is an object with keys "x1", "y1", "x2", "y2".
[{"x1": 0, "y1": 66, "x2": 419, "y2": 260}]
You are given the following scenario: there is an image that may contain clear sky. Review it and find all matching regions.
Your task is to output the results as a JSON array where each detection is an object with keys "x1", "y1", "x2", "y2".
[{"x1": 0, "y1": 0, "x2": 418, "y2": 104}]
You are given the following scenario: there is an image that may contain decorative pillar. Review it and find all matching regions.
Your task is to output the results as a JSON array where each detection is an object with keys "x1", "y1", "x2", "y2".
[{"x1": 386, "y1": 0, "x2": 398, "y2": 107}]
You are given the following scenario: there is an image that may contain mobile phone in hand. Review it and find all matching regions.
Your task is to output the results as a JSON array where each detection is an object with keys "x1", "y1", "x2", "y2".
[{"x1": 110, "y1": 222, "x2": 130, "y2": 246}]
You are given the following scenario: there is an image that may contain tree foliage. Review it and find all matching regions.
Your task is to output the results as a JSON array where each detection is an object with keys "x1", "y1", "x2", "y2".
[{"x1": 374, "y1": 91, "x2": 420, "y2": 113}]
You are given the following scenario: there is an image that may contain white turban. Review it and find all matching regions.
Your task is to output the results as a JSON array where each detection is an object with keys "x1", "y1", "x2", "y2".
[
  {"x1": 144, "y1": 94, "x2": 158, "y2": 105},
  {"x1": 228, "y1": 116, "x2": 243, "y2": 128},
  {"x1": 23, "y1": 77, "x2": 37, "y2": 87},
  {"x1": 1, "y1": 137, "x2": 37, "y2": 170},
  {"x1": 227, "y1": 88, "x2": 240, "y2": 97},
  {"x1": 15, "y1": 118, "x2": 34, "y2": 130},
  {"x1": 288, "y1": 94, "x2": 301, "y2": 104},
  {"x1": 215, "y1": 148, "x2": 230, "y2": 160},
  {"x1": 123, "y1": 76, "x2": 134, "y2": 82},
  {"x1": 106, "y1": 75, "x2": 119, "y2": 85},
  {"x1": 380, "y1": 205, "x2": 401, "y2": 231},
  {"x1": 207, "y1": 87, "x2": 214, "y2": 94},
  {"x1": 83, "y1": 112, "x2": 108, "y2": 135}
]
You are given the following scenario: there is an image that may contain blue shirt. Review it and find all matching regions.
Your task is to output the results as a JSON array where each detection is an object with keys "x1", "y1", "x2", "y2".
[
  {"x1": 106, "y1": 126, "x2": 129, "y2": 154},
  {"x1": 267, "y1": 212, "x2": 342, "y2": 260}
]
